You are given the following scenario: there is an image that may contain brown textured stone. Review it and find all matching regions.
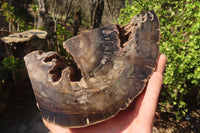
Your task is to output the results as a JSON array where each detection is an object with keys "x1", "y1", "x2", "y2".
[
  {"x1": 24, "y1": 10, "x2": 160, "y2": 128},
  {"x1": 2, "y1": 30, "x2": 48, "y2": 59}
]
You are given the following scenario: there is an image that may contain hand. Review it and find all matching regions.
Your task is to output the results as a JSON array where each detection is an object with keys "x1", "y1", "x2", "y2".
[{"x1": 43, "y1": 54, "x2": 167, "y2": 133}]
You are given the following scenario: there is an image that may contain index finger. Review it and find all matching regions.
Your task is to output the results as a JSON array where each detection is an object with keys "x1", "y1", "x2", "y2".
[{"x1": 136, "y1": 54, "x2": 167, "y2": 126}]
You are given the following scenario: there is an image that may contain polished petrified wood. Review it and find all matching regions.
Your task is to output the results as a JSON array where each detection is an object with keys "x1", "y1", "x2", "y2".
[{"x1": 24, "y1": 10, "x2": 160, "y2": 128}]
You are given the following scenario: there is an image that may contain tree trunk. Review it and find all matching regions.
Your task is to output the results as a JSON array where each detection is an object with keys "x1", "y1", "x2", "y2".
[
  {"x1": 93, "y1": 0, "x2": 104, "y2": 29},
  {"x1": 9, "y1": 22, "x2": 11, "y2": 33},
  {"x1": 34, "y1": 13, "x2": 37, "y2": 28},
  {"x1": 9, "y1": 0, "x2": 12, "y2": 6},
  {"x1": 54, "y1": 21, "x2": 57, "y2": 32},
  {"x1": 90, "y1": 2, "x2": 95, "y2": 27},
  {"x1": 37, "y1": 0, "x2": 48, "y2": 29},
  {"x1": 73, "y1": 10, "x2": 81, "y2": 36}
]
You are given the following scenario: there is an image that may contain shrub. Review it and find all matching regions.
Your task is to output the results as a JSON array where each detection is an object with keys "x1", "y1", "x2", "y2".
[
  {"x1": 0, "y1": 55, "x2": 24, "y2": 86},
  {"x1": 1, "y1": 2, "x2": 31, "y2": 32},
  {"x1": 118, "y1": 0, "x2": 200, "y2": 119}
]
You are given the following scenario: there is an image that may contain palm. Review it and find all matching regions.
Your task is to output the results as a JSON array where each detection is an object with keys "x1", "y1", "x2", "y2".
[{"x1": 43, "y1": 54, "x2": 167, "y2": 133}]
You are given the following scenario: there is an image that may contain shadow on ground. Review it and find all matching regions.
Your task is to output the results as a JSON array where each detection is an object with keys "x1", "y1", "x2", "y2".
[{"x1": 0, "y1": 80, "x2": 49, "y2": 133}]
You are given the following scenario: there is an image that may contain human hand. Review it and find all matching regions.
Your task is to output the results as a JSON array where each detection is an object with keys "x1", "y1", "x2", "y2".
[{"x1": 43, "y1": 54, "x2": 167, "y2": 133}]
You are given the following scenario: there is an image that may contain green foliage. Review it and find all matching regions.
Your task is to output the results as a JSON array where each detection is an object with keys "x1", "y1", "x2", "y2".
[
  {"x1": 2, "y1": 2, "x2": 15, "y2": 23},
  {"x1": 49, "y1": 24, "x2": 71, "y2": 55},
  {"x1": 56, "y1": 24, "x2": 72, "y2": 56},
  {"x1": 2, "y1": 56, "x2": 20, "y2": 70},
  {"x1": 82, "y1": 17, "x2": 91, "y2": 29},
  {"x1": 1, "y1": 2, "x2": 32, "y2": 32},
  {"x1": 47, "y1": 24, "x2": 76, "y2": 68},
  {"x1": 31, "y1": 5, "x2": 38, "y2": 13},
  {"x1": 118, "y1": 0, "x2": 200, "y2": 119},
  {"x1": 0, "y1": 56, "x2": 24, "y2": 84},
  {"x1": 66, "y1": 15, "x2": 75, "y2": 24}
]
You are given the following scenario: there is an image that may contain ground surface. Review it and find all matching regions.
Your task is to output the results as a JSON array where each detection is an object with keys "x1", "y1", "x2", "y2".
[
  {"x1": 154, "y1": 109, "x2": 200, "y2": 133},
  {"x1": 0, "y1": 80, "x2": 49, "y2": 133}
]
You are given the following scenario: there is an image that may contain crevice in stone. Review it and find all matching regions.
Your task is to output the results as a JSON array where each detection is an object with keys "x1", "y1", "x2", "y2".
[
  {"x1": 116, "y1": 25, "x2": 131, "y2": 48},
  {"x1": 44, "y1": 53, "x2": 82, "y2": 82}
]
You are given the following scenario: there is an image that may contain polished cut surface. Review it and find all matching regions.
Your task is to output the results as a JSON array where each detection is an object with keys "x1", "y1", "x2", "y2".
[{"x1": 24, "y1": 10, "x2": 160, "y2": 128}]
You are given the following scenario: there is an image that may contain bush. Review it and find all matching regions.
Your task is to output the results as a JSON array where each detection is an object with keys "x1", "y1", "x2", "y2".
[
  {"x1": 0, "y1": 56, "x2": 24, "y2": 85},
  {"x1": 1, "y1": 2, "x2": 32, "y2": 32},
  {"x1": 0, "y1": 55, "x2": 25, "y2": 101},
  {"x1": 118, "y1": 0, "x2": 200, "y2": 119}
]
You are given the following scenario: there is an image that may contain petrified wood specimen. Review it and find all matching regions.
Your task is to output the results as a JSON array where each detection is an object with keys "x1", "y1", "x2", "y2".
[{"x1": 24, "y1": 10, "x2": 160, "y2": 128}]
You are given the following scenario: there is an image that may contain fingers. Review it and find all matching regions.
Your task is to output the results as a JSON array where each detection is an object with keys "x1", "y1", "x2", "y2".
[
  {"x1": 156, "y1": 54, "x2": 167, "y2": 74},
  {"x1": 137, "y1": 54, "x2": 167, "y2": 126}
]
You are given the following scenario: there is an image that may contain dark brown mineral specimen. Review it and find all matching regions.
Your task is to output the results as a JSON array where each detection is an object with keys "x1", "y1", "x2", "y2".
[{"x1": 24, "y1": 10, "x2": 160, "y2": 128}]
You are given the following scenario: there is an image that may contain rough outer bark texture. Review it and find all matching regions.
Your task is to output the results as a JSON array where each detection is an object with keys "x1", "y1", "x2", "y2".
[
  {"x1": 24, "y1": 10, "x2": 160, "y2": 128},
  {"x1": 37, "y1": 0, "x2": 48, "y2": 29}
]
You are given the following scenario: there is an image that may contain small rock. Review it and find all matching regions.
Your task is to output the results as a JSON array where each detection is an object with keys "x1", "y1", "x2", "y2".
[{"x1": 185, "y1": 115, "x2": 191, "y2": 121}]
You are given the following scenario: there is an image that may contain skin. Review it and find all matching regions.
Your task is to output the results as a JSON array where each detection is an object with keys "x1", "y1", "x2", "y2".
[{"x1": 42, "y1": 54, "x2": 167, "y2": 133}]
